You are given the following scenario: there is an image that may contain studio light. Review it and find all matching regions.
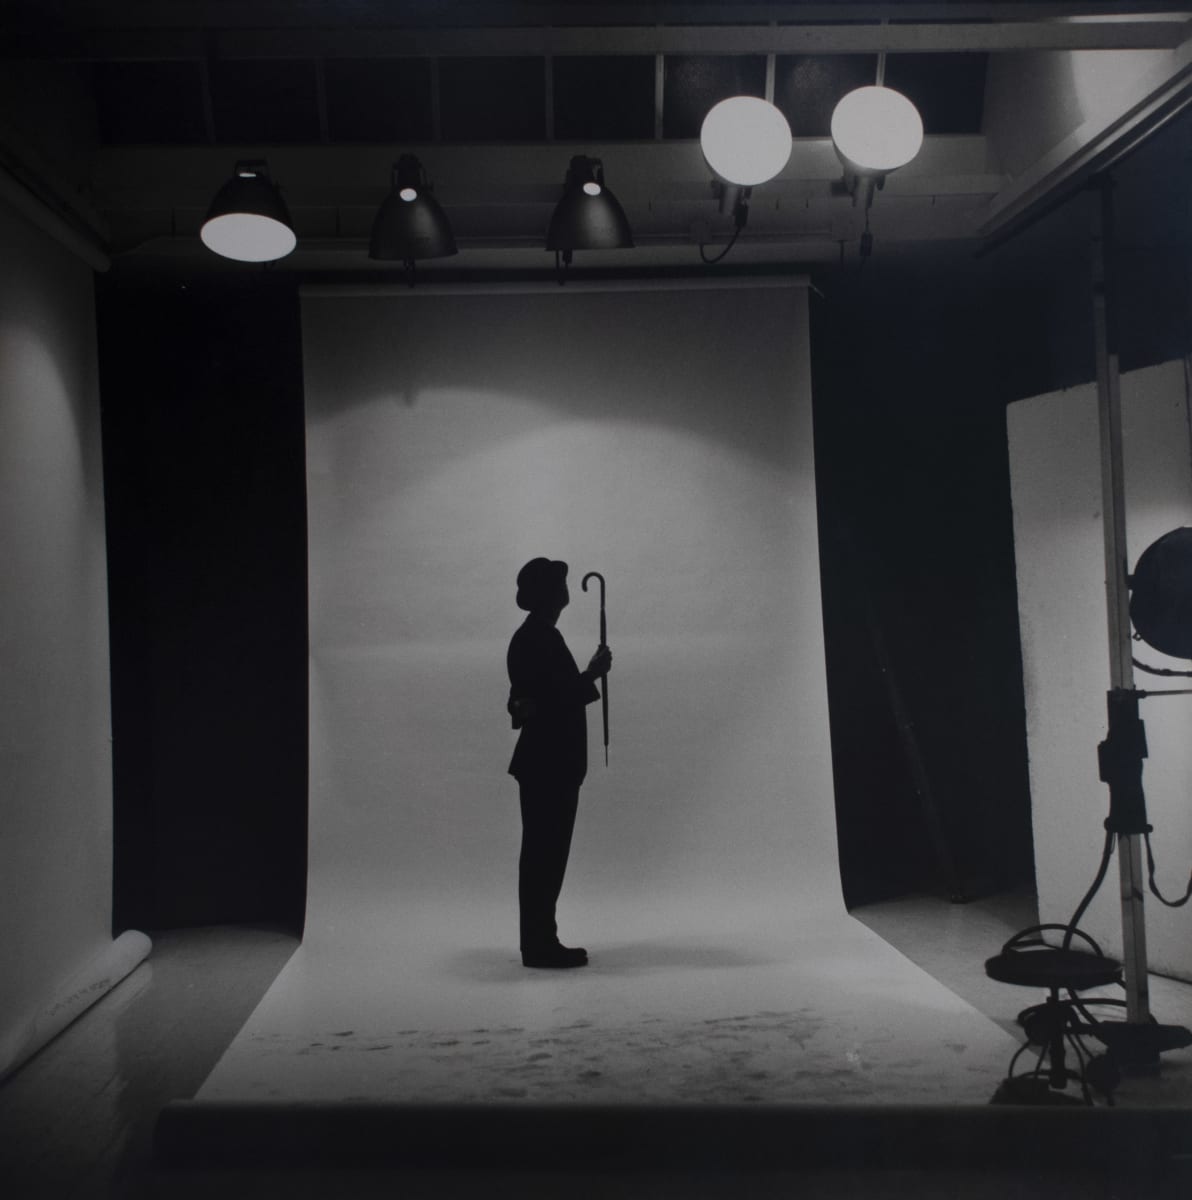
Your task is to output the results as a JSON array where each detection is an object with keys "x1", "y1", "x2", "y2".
[
  {"x1": 1129, "y1": 527, "x2": 1192, "y2": 661},
  {"x1": 830, "y1": 85, "x2": 924, "y2": 176},
  {"x1": 200, "y1": 160, "x2": 296, "y2": 263},
  {"x1": 545, "y1": 156, "x2": 634, "y2": 277},
  {"x1": 829, "y1": 85, "x2": 923, "y2": 260},
  {"x1": 369, "y1": 155, "x2": 457, "y2": 270},
  {"x1": 696, "y1": 96, "x2": 792, "y2": 265},
  {"x1": 699, "y1": 95, "x2": 793, "y2": 188}
]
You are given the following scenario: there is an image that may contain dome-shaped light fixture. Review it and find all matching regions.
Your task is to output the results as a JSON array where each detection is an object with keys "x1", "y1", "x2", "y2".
[
  {"x1": 699, "y1": 96, "x2": 793, "y2": 187},
  {"x1": 369, "y1": 154, "x2": 457, "y2": 266},
  {"x1": 200, "y1": 160, "x2": 296, "y2": 262},
  {"x1": 830, "y1": 85, "x2": 924, "y2": 175},
  {"x1": 546, "y1": 156, "x2": 634, "y2": 266},
  {"x1": 1130, "y1": 527, "x2": 1192, "y2": 659}
]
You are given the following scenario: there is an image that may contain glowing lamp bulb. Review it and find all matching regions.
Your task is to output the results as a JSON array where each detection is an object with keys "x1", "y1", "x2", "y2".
[
  {"x1": 830, "y1": 86, "x2": 924, "y2": 173},
  {"x1": 700, "y1": 96, "x2": 793, "y2": 187},
  {"x1": 199, "y1": 213, "x2": 296, "y2": 262},
  {"x1": 582, "y1": 181, "x2": 602, "y2": 197},
  {"x1": 399, "y1": 186, "x2": 418, "y2": 202}
]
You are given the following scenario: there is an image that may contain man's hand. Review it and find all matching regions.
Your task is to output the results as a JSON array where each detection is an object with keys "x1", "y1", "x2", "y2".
[
  {"x1": 507, "y1": 696, "x2": 538, "y2": 725},
  {"x1": 586, "y1": 646, "x2": 612, "y2": 680}
]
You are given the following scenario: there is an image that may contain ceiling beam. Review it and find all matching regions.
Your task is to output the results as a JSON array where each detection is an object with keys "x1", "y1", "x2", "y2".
[
  {"x1": 9, "y1": 18, "x2": 1192, "y2": 61},
  {"x1": 21, "y1": 3, "x2": 1192, "y2": 31},
  {"x1": 90, "y1": 136, "x2": 999, "y2": 206},
  {"x1": 89, "y1": 134, "x2": 1001, "y2": 264}
]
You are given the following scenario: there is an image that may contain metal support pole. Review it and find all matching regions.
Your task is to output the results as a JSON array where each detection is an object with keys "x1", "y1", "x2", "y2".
[{"x1": 1091, "y1": 176, "x2": 1151, "y2": 1025}]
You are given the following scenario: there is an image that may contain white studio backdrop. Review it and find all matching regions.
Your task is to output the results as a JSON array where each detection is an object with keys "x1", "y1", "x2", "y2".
[
  {"x1": 300, "y1": 280, "x2": 841, "y2": 949},
  {"x1": 192, "y1": 279, "x2": 1020, "y2": 1111},
  {"x1": 1009, "y1": 359, "x2": 1192, "y2": 982}
]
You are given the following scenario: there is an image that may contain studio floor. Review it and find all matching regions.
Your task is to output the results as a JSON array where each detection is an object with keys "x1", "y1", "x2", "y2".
[
  {"x1": 190, "y1": 893, "x2": 1018, "y2": 1109},
  {"x1": 3, "y1": 888, "x2": 1192, "y2": 1198}
]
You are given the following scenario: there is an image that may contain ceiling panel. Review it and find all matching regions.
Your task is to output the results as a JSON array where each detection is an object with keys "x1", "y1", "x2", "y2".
[
  {"x1": 774, "y1": 54, "x2": 879, "y2": 136},
  {"x1": 210, "y1": 57, "x2": 320, "y2": 143},
  {"x1": 553, "y1": 55, "x2": 656, "y2": 140},
  {"x1": 662, "y1": 54, "x2": 767, "y2": 138},
  {"x1": 82, "y1": 50, "x2": 995, "y2": 147},
  {"x1": 439, "y1": 56, "x2": 546, "y2": 141},
  {"x1": 883, "y1": 52, "x2": 989, "y2": 135},
  {"x1": 324, "y1": 57, "x2": 434, "y2": 143},
  {"x1": 93, "y1": 60, "x2": 208, "y2": 144}
]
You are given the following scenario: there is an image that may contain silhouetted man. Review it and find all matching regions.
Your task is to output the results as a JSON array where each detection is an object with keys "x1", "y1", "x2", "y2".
[{"x1": 507, "y1": 558, "x2": 611, "y2": 969}]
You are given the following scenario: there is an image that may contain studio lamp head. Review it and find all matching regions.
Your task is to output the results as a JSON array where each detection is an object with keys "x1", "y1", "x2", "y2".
[
  {"x1": 1130, "y1": 527, "x2": 1192, "y2": 660},
  {"x1": 546, "y1": 156, "x2": 634, "y2": 272},
  {"x1": 369, "y1": 155, "x2": 457, "y2": 270},
  {"x1": 830, "y1": 85, "x2": 924, "y2": 190},
  {"x1": 697, "y1": 96, "x2": 792, "y2": 263},
  {"x1": 200, "y1": 160, "x2": 296, "y2": 263},
  {"x1": 699, "y1": 95, "x2": 793, "y2": 189}
]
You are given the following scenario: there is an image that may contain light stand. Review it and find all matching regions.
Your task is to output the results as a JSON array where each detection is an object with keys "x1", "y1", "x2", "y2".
[
  {"x1": 985, "y1": 176, "x2": 1192, "y2": 1103},
  {"x1": 1091, "y1": 173, "x2": 1152, "y2": 1031},
  {"x1": 1089, "y1": 175, "x2": 1191, "y2": 1063}
]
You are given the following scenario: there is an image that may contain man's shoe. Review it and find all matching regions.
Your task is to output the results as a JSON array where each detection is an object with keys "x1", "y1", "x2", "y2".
[{"x1": 521, "y1": 944, "x2": 588, "y2": 968}]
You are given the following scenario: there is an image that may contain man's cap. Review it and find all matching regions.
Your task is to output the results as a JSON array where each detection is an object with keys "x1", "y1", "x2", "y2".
[{"x1": 516, "y1": 557, "x2": 568, "y2": 611}]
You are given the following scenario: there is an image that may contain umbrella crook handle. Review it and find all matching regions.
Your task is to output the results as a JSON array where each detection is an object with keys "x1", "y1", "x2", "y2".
[
  {"x1": 582, "y1": 571, "x2": 610, "y2": 766},
  {"x1": 581, "y1": 571, "x2": 607, "y2": 647}
]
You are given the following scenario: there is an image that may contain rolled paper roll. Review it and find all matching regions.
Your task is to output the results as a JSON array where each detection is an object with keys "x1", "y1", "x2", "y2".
[{"x1": 0, "y1": 929, "x2": 152, "y2": 1083}]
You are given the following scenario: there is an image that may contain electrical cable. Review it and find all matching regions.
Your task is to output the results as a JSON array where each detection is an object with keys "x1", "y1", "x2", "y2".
[
  {"x1": 699, "y1": 223, "x2": 741, "y2": 264},
  {"x1": 1062, "y1": 827, "x2": 1117, "y2": 951},
  {"x1": 857, "y1": 206, "x2": 873, "y2": 281},
  {"x1": 1132, "y1": 655, "x2": 1192, "y2": 678},
  {"x1": 1144, "y1": 830, "x2": 1192, "y2": 907},
  {"x1": 1182, "y1": 354, "x2": 1192, "y2": 482},
  {"x1": 1068, "y1": 994, "x2": 1126, "y2": 1026}
]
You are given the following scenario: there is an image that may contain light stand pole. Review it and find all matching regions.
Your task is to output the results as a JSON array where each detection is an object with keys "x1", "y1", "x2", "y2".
[{"x1": 1091, "y1": 175, "x2": 1153, "y2": 1029}]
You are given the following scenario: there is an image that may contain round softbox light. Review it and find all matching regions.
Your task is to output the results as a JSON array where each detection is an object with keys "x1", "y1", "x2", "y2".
[{"x1": 1130, "y1": 527, "x2": 1192, "y2": 658}]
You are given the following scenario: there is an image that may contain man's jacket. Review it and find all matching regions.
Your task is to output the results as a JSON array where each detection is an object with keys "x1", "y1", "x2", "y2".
[{"x1": 507, "y1": 614, "x2": 600, "y2": 783}]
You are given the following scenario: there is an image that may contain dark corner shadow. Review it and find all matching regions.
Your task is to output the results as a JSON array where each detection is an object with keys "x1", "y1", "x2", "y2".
[{"x1": 444, "y1": 941, "x2": 773, "y2": 982}]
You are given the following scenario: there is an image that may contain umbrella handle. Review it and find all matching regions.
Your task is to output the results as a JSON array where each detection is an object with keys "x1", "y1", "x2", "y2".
[
  {"x1": 581, "y1": 572, "x2": 607, "y2": 646},
  {"x1": 582, "y1": 571, "x2": 610, "y2": 765}
]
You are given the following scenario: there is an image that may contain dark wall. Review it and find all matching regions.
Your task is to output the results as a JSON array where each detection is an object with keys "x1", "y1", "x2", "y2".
[
  {"x1": 810, "y1": 248, "x2": 1037, "y2": 906},
  {"x1": 98, "y1": 274, "x2": 308, "y2": 932},
  {"x1": 812, "y1": 105, "x2": 1192, "y2": 907}
]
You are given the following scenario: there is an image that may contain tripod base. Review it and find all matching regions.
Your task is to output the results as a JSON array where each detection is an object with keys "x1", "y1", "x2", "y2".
[
  {"x1": 985, "y1": 926, "x2": 1124, "y2": 1105},
  {"x1": 986, "y1": 924, "x2": 1192, "y2": 1104},
  {"x1": 1091, "y1": 1020, "x2": 1192, "y2": 1073},
  {"x1": 990, "y1": 1075, "x2": 1088, "y2": 1106}
]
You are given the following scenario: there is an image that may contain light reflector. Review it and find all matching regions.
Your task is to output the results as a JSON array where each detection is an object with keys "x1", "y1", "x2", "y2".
[
  {"x1": 200, "y1": 161, "x2": 296, "y2": 262},
  {"x1": 369, "y1": 155, "x2": 457, "y2": 262},
  {"x1": 200, "y1": 212, "x2": 296, "y2": 262},
  {"x1": 830, "y1": 86, "x2": 924, "y2": 173},
  {"x1": 700, "y1": 96, "x2": 793, "y2": 187}
]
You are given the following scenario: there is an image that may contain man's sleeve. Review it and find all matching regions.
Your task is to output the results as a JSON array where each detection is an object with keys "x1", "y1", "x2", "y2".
[{"x1": 511, "y1": 628, "x2": 599, "y2": 710}]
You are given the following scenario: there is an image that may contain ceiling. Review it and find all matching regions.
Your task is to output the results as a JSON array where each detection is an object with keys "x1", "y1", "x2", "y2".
[{"x1": 2, "y1": 2, "x2": 1192, "y2": 275}]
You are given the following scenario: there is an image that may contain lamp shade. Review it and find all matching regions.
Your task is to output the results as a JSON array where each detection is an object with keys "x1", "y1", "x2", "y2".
[
  {"x1": 830, "y1": 86, "x2": 924, "y2": 174},
  {"x1": 546, "y1": 156, "x2": 633, "y2": 252},
  {"x1": 369, "y1": 155, "x2": 457, "y2": 262},
  {"x1": 700, "y1": 96, "x2": 792, "y2": 187},
  {"x1": 200, "y1": 161, "x2": 295, "y2": 262},
  {"x1": 1130, "y1": 527, "x2": 1192, "y2": 658}
]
